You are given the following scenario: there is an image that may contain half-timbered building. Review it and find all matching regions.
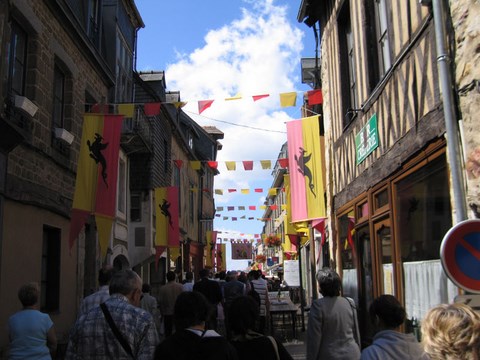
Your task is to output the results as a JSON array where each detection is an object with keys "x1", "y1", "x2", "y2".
[{"x1": 297, "y1": 0, "x2": 477, "y2": 345}]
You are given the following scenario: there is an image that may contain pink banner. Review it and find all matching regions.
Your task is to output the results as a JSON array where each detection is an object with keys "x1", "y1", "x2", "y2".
[{"x1": 287, "y1": 120, "x2": 308, "y2": 222}]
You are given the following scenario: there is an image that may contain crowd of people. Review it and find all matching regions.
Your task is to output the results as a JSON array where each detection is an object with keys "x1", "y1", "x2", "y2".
[{"x1": 6, "y1": 266, "x2": 480, "y2": 359}]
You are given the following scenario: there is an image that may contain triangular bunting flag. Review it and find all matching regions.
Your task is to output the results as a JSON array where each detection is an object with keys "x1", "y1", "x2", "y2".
[
  {"x1": 198, "y1": 100, "x2": 214, "y2": 114},
  {"x1": 241, "y1": 189, "x2": 250, "y2": 194},
  {"x1": 243, "y1": 161, "x2": 253, "y2": 170},
  {"x1": 307, "y1": 89, "x2": 323, "y2": 105},
  {"x1": 279, "y1": 92, "x2": 297, "y2": 107},
  {"x1": 118, "y1": 104, "x2": 135, "y2": 118},
  {"x1": 252, "y1": 94, "x2": 269, "y2": 101},
  {"x1": 260, "y1": 160, "x2": 271, "y2": 169},
  {"x1": 190, "y1": 161, "x2": 201, "y2": 170},
  {"x1": 225, "y1": 161, "x2": 236, "y2": 171},
  {"x1": 144, "y1": 102, "x2": 161, "y2": 116}
]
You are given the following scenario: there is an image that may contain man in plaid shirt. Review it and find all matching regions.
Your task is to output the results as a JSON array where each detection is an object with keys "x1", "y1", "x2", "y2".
[
  {"x1": 78, "y1": 265, "x2": 114, "y2": 318},
  {"x1": 66, "y1": 269, "x2": 159, "y2": 359}
]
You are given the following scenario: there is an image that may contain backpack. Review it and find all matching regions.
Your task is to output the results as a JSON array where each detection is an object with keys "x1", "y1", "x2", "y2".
[{"x1": 247, "y1": 281, "x2": 261, "y2": 306}]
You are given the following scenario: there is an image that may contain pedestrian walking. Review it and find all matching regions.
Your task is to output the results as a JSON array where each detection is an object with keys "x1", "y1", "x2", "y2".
[
  {"x1": 66, "y1": 269, "x2": 158, "y2": 359},
  {"x1": 8, "y1": 282, "x2": 57, "y2": 359},
  {"x1": 306, "y1": 268, "x2": 360, "y2": 360},
  {"x1": 154, "y1": 291, "x2": 238, "y2": 360},
  {"x1": 421, "y1": 302, "x2": 480, "y2": 360},
  {"x1": 158, "y1": 271, "x2": 184, "y2": 337},
  {"x1": 228, "y1": 295, "x2": 293, "y2": 360},
  {"x1": 361, "y1": 295, "x2": 428, "y2": 359}
]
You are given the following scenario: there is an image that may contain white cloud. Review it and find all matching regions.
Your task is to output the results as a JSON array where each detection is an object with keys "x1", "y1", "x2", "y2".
[{"x1": 165, "y1": 0, "x2": 304, "y2": 239}]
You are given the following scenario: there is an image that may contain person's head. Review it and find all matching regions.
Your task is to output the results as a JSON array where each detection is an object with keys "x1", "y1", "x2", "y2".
[
  {"x1": 185, "y1": 271, "x2": 193, "y2": 282},
  {"x1": 166, "y1": 271, "x2": 176, "y2": 282},
  {"x1": 227, "y1": 271, "x2": 238, "y2": 281},
  {"x1": 199, "y1": 269, "x2": 210, "y2": 279},
  {"x1": 142, "y1": 283, "x2": 151, "y2": 293},
  {"x1": 174, "y1": 291, "x2": 212, "y2": 330},
  {"x1": 252, "y1": 270, "x2": 261, "y2": 280},
  {"x1": 422, "y1": 303, "x2": 480, "y2": 360},
  {"x1": 369, "y1": 295, "x2": 406, "y2": 330},
  {"x1": 109, "y1": 269, "x2": 143, "y2": 307},
  {"x1": 218, "y1": 270, "x2": 226, "y2": 281},
  {"x1": 18, "y1": 282, "x2": 40, "y2": 308},
  {"x1": 316, "y1": 268, "x2": 342, "y2": 297},
  {"x1": 98, "y1": 265, "x2": 115, "y2": 286},
  {"x1": 227, "y1": 295, "x2": 260, "y2": 336}
]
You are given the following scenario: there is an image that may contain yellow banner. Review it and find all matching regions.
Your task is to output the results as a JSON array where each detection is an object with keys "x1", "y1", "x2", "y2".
[
  {"x1": 96, "y1": 214, "x2": 113, "y2": 258},
  {"x1": 72, "y1": 114, "x2": 104, "y2": 211}
]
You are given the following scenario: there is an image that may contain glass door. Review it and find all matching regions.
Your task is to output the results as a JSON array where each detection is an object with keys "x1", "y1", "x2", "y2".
[{"x1": 374, "y1": 218, "x2": 395, "y2": 296}]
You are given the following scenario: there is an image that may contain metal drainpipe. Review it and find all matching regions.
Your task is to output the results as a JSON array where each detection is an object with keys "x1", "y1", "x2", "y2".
[{"x1": 431, "y1": 0, "x2": 468, "y2": 223}]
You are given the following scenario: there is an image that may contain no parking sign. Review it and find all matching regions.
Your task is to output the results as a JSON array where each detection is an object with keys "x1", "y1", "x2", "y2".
[{"x1": 440, "y1": 219, "x2": 480, "y2": 293}]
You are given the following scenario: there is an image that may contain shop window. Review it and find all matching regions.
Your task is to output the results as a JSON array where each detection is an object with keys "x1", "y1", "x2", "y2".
[
  {"x1": 373, "y1": 188, "x2": 389, "y2": 212},
  {"x1": 356, "y1": 200, "x2": 369, "y2": 222},
  {"x1": 395, "y1": 154, "x2": 451, "y2": 263},
  {"x1": 339, "y1": 212, "x2": 358, "y2": 302}
]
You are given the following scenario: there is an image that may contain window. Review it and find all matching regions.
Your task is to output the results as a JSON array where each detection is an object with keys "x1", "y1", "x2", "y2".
[
  {"x1": 395, "y1": 154, "x2": 451, "y2": 263},
  {"x1": 6, "y1": 21, "x2": 28, "y2": 128},
  {"x1": 52, "y1": 65, "x2": 65, "y2": 129},
  {"x1": 7, "y1": 22, "x2": 27, "y2": 98},
  {"x1": 130, "y1": 192, "x2": 141, "y2": 222},
  {"x1": 374, "y1": 0, "x2": 392, "y2": 78},
  {"x1": 115, "y1": 32, "x2": 133, "y2": 103},
  {"x1": 41, "y1": 226, "x2": 61, "y2": 312},
  {"x1": 87, "y1": 0, "x2": 100, "y2": 46},
  {"x1": 189, "y1": 182, "x2": 195, "y2": 223},
  {"x1": 338, "y1": 1, "x2": 357, "y2": 128},
  {"x1": 117, "y1": 157, "x2": 126, "y2": 214},
  {"x1": 365, "y1": 0, "x2": 392, "y2": 91}
]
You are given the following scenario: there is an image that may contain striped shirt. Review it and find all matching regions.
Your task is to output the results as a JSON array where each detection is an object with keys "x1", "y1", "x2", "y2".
[{"x1": 250, "y1": 278, "x2": 269, "y2": 316}]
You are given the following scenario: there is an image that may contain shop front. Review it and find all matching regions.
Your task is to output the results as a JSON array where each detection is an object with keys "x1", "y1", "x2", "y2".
[{"x1": 336, "y1": 143, "x2": 459, "y2": 346}]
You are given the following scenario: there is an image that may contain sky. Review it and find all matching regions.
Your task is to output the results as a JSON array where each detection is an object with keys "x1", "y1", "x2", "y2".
[{"x1": 134, "y1": 0, "x2": 316, "y2": 270}]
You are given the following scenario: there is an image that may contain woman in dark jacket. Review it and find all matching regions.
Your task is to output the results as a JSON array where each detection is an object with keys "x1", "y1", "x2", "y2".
[{"x1": 228, "y1": 295, "x2": 293, "y2": 360}]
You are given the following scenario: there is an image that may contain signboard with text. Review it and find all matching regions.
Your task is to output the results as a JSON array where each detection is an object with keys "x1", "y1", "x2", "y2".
[
  {"x1": 355, "y1": 113, "x2": 379, "y2": 164},
  {"x1": 284, "y1": 260, "x2": 300, "y2": 287}
]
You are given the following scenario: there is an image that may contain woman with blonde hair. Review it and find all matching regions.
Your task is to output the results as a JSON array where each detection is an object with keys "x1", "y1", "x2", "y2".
[{"x1": 421, "y1": 303, "x2": 480, "y2": 359}]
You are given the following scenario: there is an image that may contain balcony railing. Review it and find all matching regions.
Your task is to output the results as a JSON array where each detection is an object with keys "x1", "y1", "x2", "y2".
[{"x1": 120, "y1": 107, "x2": 153, "y2": 154}]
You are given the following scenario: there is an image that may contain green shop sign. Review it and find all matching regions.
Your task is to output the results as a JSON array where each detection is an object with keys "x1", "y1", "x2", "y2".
[{"x1": 355, "y1": 113, "x2": 379, "y2": 164}]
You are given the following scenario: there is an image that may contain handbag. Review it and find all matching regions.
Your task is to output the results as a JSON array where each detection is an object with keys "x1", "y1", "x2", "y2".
[
  {"x1": 345, "y1": 297, "x2": 361, "y2": 347},
  {"x1": 100, "y1": 303, "x2": 134, "y2": 358},
  {"x1": 267, "y1": 335, "x2": 280, "y2": 360}
]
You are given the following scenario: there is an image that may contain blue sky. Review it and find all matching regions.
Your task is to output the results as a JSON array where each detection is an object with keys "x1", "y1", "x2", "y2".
[{"x1": 134, "y1": 0, "x2": 315, "y2": 270}]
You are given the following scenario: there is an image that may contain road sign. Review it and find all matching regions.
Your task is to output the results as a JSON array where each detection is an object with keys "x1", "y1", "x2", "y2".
[{"x1": 440, "y1": 219, "x2": 480, "y2": 293}]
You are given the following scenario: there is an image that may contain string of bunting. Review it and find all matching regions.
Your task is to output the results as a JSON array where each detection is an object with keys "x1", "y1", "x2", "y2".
[
  {"x1": 173, "y1": 159, "x2": 288, "y2": 171},
  {"x1": 215, "y1": 204, "x2": 286, "y2": 212},
  {"x1": 88, "y1": 89, "x2": 323, "y2": 117}
]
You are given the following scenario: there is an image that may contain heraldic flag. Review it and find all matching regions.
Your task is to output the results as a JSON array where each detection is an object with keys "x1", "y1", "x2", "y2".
[
  {"x1": 286, "y1": 115, "x2": 326, "y2": 222},
  {"x1": 154, "y1": 187, "x2": 180, "y2": 266},
  {"x1": 69, "y1": 114, "x2": 123, "y2": 256},
  {"x1": 206, "y1": 230, "x2": 217, "y2": 268},
  {"x1": 216, "y1": 243, "x2": 226, "y2": 272}
]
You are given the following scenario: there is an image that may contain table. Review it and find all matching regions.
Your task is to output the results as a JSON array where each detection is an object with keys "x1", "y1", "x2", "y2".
[{"x1": 269, "y1": 298, "x2": 298, "y2": 339}]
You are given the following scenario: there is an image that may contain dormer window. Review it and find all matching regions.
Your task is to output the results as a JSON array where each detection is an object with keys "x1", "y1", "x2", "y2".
[{"x1": 188, "y1": 133, "x2": 193, "y2": 150}]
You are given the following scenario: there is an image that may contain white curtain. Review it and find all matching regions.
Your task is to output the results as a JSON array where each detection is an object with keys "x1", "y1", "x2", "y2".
[{"x1": 403, "y1": 259, "x2": 458, "y2": 321}]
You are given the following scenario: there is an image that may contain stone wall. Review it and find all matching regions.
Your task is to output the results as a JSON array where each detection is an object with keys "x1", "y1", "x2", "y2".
[{"x1": 450, "y1": 0, "x2": 480, "y2": 217}]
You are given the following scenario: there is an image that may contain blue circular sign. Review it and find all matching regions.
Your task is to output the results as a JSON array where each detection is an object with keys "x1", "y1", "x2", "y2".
[{"x1": 441, "y1": 219, "x2": 480, "y2": 293}]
